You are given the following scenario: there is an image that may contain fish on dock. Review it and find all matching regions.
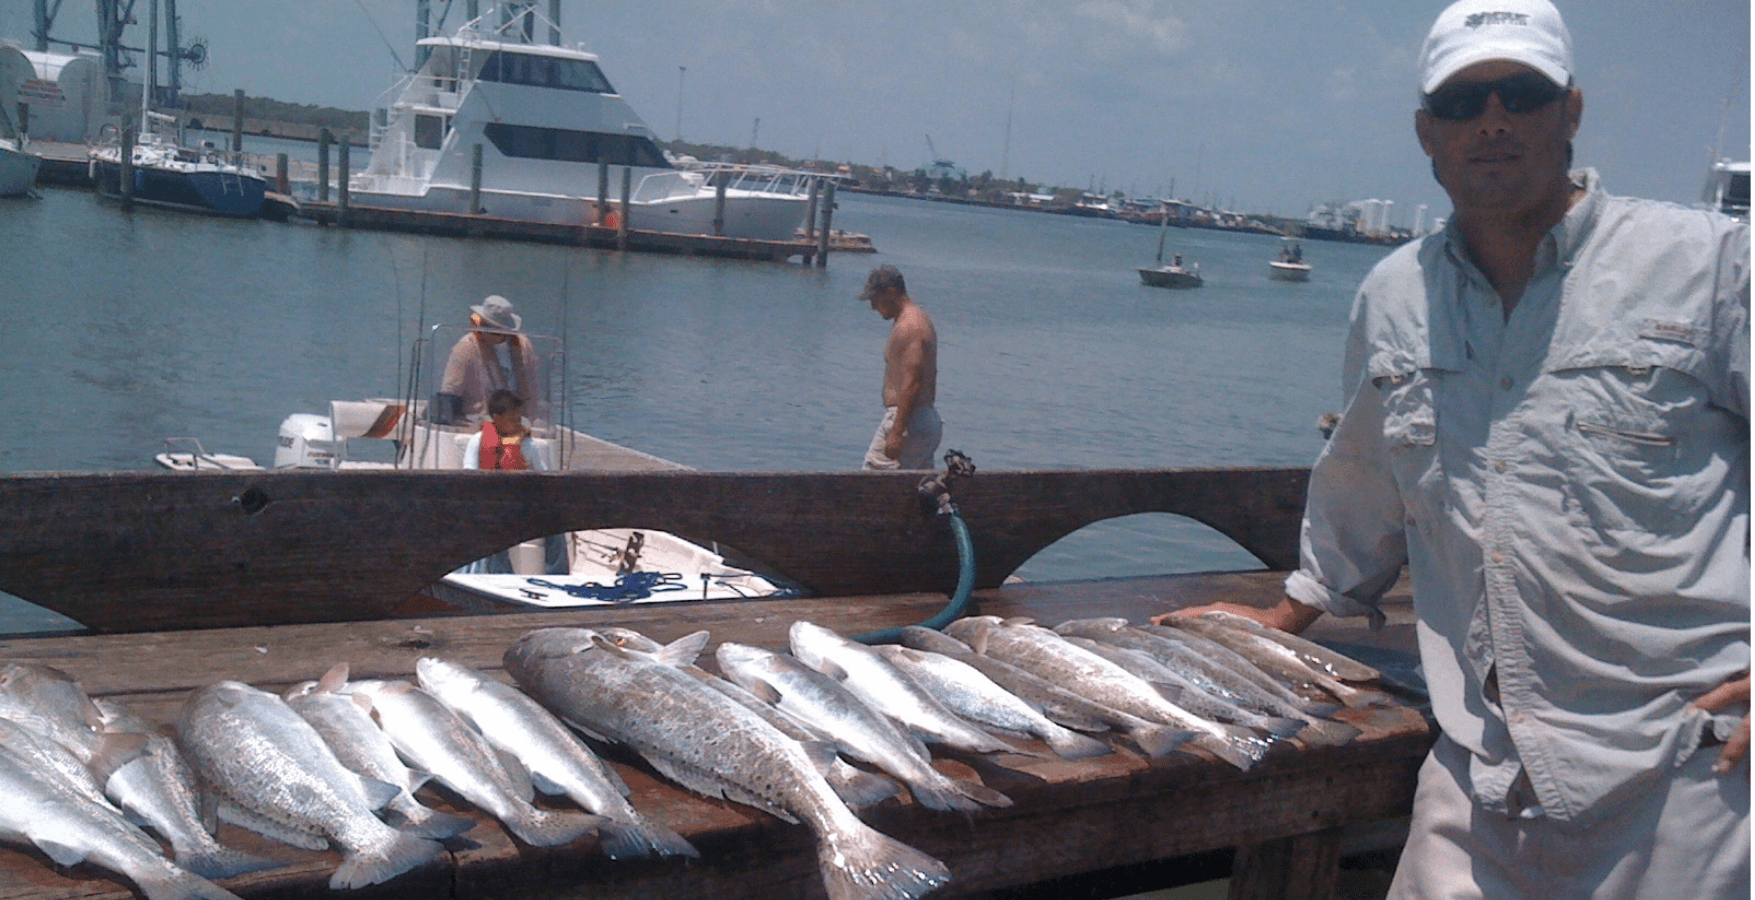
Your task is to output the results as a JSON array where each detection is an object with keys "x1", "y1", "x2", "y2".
[
  {"x1": 1193, "y1": 610, "x2": 1383, "y2": 681},
  {"x1": 283, "y1": 664, "x2": 476, "y2": 841},
  {"x1": 872, "y1": 643, "x2": 1113, "y2": 760},
  {"x1": 414, "y1": 656, "x2": 698, "y2": 859},
  {"x1": 1153, "y1": 615, "x2": 1386, "y2": 709},
  {"x1": 504, "y1": 626, "x2": 953, "y2": 900},
  {"x1": 344, "y1": 678, "x2": 603, "y2": 849},
  {"x1": 716, "y1": 641, "x2": 1011, "y2": 812},
  {"x1": 174, "y1": 680, "x2": 445, "y2": 890}
]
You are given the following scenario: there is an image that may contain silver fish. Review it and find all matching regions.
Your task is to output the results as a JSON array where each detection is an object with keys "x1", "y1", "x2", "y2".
[
  {"x1": 175, "y1": 680, "x2": 444, "y2": 890},
  {"x1": 1056, "y1": 637, "x2": 1305, "y2": 741},
  {"x1": 789, "y1": 621, "x2": 1033, "y2": 756},
  {"x1": 0, "y1": 662, "x2": 147, "y2": 777},
  {"x1": 1194, "y1": 610, "x2": 1383, "y2": 681},
  {"x1": 0, "y1": 718, "x2": 243, "y2": 900},
  {"x1": 1154, "y1": 616, "x2": 1385, "y2": 709},
  {"x1": 346, "y1": 678, "x2": 602, "y2": 848},
  {"x1": 872, "y1": 644, "x2": 1113, "y2": 760},
  {"x1": 1136, "y1": 622, "x2": 1344, "y2": 717},
  {"x1": 596, "y1": 627, "x2": 903, "y2": 809},
  {"x1": 415, "y1": 657, "x2": 697, "y2": 859},
  {"x1": 943, "y1": 616, "x2": 1271, "y2": 770},
  {"x1": 94, "y1": 698, "x2": 282, "y2": 880},
  {"x1": 283, "y1": 664, "x2": 475, "y2": 841},
  {"x1": 717, "y1": 641, "x2": 1011, "y2": 812},
  {"x1": 504, "y1": 627, "x2": 953, "y2": 900},
  {"x1": 1056, "y1": 618, "x2": 1361, "y2": 746},
  {"x1": 898, "y1": 626, "x2": 1123, "y2": 735}
]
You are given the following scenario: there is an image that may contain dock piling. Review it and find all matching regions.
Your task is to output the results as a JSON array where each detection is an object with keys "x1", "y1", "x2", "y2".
[
  {"x1": 805, "y1": 177, "x2": 819, "y2": 242},
  {"x1": 618, "y1": 167, "x2": 631, "y2": 250},
  {"x1": 336, "y1": 137, "x2": 350, "y2": 225},
  {"x1": 317, "y1": 129, "x2": 331, "y2": 202},
  {"x1": 118, "y1": 121, "x2": 135, "y2": 208},
  {"x1": 231, "y1": 88, "x2": 244, "y2": 153},
  {"x1": 275, "y1": 153, "x2": 288, "y2": 194},
  {"x1": 816, "y1": 180, "x2": 835, "y2": 268},
  {"x1": 713, "y1": 178, "x2": 726, "y2": 236},
  {"x1": 596, "y1": 160, "x2": 609, "y2": 225},
  {"x1": 469, "y1": 143, "x2": 483, "y2": 214}
]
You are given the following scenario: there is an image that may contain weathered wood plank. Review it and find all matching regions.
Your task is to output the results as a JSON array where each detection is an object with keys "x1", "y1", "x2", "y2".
[
  {"x1": 0, "y1": 468, "x2": 1309, "y2": 633},
  {"x1": 0, "y1": 573, "x2": 1429, "y2": 900}
]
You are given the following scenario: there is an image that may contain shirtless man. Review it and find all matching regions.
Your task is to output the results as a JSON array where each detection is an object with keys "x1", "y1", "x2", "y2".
[{"x1": 859, "y1": 265, "x2": 942, "y2": 470}]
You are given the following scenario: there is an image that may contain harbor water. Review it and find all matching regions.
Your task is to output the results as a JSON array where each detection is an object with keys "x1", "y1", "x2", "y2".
[{"x1": 0, "y1": 172, "x2": 1398, "y2": 631}]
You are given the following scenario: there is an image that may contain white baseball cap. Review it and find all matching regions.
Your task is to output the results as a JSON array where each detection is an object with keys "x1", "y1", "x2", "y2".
[{"x1": 1419, "y1": 0, "x2": 1573, "y2": 95}]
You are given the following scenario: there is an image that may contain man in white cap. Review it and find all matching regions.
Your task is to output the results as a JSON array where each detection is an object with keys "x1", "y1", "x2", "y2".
[
  {"x1": 436, "y1": 294, "x2": 546, "y2": 424},
  {"x1": 1157, "y1": 2, "x2": 1749, "y2": 897}
]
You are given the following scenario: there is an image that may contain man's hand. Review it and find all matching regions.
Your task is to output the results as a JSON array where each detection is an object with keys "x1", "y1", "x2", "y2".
[
  {"x1": 1690, "y1": 673, "x2": 1751, "y2": 775},
  {"x1": 883, "y1": 428, "x2": 904, "y2": 461},
  {"x1": 1148, "y1": 596, "x2": 1323, "y2": 635}
]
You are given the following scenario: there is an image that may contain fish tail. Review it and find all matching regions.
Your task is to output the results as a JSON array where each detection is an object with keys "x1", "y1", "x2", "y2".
[
  {"x1": 1194, "y1": 731, "x2": 1272, "y2": 771},
  {"x1": 827, "y1": 761, "x2": 906, "y2": 809},
  {"x1": 907, "y1": 770, "x2": 1012, "y2": 813},
  {"x1": 133, "y1": 862, "x2": 248, "y2": 900},
  {"x1": 1126, "y1": 723, "x2": 1199, "y2": 758},
  {"x1": 1257, "y1": 716, "x2": 1310, "y2": 741},
  {"x1": 329, "y1": 831, "x2": 445, "y2": 890},
  {"x1": 389, "y1": 800, "x2": 477, "y2": 840},
  {"x1": 596, "y1": 817, "x2": 701, "y2": 860},
  {"x1": 506, "y1": 807, "x2": 604, "y2": 848},
  {"x1": 1296, "y1": 718, "x2": 1363, "y2": 747},
  {"x1": 1040, "y1": 726, "x2": 1113, "y2": 760},
  {"x1": 176, "y1": 843, "x2": 283, "y2": 881},
  {"x1": 820, "y1": 825, "x2": 952, "y2": 900}
]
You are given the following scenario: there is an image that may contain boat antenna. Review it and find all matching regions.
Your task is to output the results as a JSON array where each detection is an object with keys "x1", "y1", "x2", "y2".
[
  {"x1": 1155, "y1": 204, "x2": 1168, "y2": 263},
  {"x1": 353, "y1": 0, "x2": 410, "y2": 72}
]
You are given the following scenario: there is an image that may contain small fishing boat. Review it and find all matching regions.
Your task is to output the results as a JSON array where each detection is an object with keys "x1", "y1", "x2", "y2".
[
  {"x1": 1269, "y1": 237, "x2": 1312, "y2": 282},
  {"x1": 1139, "y1": 206, "x2": 1203, "y2": 289}
]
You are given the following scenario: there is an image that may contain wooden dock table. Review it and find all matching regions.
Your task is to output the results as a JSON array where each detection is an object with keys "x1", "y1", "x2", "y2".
[{"x1": 0, "y1": 571, "x2": 1432, "y2": 900}]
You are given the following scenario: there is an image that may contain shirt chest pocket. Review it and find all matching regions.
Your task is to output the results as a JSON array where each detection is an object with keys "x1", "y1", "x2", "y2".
[
  {"x1": 1374, "y1": 365, "x2": 1454, "y2": 520},
  {"x1": 1544, "y1": 332, "x2": 1716, "y2": 476}
]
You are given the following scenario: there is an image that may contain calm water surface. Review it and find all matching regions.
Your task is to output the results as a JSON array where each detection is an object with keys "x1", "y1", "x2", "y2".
[{"x1": 0, "y1": 179, "x2": 1397, "y2": 631}]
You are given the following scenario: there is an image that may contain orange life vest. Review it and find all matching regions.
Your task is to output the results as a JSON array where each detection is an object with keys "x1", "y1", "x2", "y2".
[{"x1": 480, "y1": 422, "x2": 530, "y2": 471}]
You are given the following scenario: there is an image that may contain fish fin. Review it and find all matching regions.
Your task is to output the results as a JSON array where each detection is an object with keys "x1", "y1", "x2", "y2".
[
  {"x1": 907, "y1": 772, "x2": 1013, "y2": 813},
  {"x1": 388, "y1": 799, "x2": 477, "y2": 840},
  {"x1": 1000, "y1": 616, "x2": 1036, "y2": 627},
  {"x1": 218, "y1": 800, "x2": 330, "y2": 851},
  {"x1": 797, "y1": 740, "x2": 842, "y2": 775},
  {"x1": 32, "y1": 838, "x2": 89, "y2": 867},
  {"x1": 328, "y1": 831, "x2": 445, "y2": 890},
  {"x1": 1301, "y1": 700, "x2": 1345, "y2": 718},
  {"x1": 816, "y1": 659, "x2": 852, "y2": 683},
  {"x1": 561, "y1": 716, "x2": 614, "y2": 744},
  {"x1": 1254, "y1": 717, "x2": 1309, "y2": 741},
  {"x1": 505, "y1": 807, "x2": 603, "y2": 848},
  {"x1": 350, "y1": 691, "x2": 375, "y2": 714},
  {"x1": 179, "y1": 845, "x2": 284, "y2": 881},
  {"x1": 1126, "y1": 723, "x2": 1200, "y2": 759},
  {"x1": 596, "y1": 818, "x2": 701, "y2": 860},
  {"x1": 403, "y1": 768, "x2": 434, "y2": 793},
  {"x1": 530, "y1": 770, "x2": 569, "y2": 796},
  {"x1": 1150, "y1": 682, "x2": 1185, "y2": 703},
  {"x1": 357, "y1": 775, "x2": 402, "y2": 810},
  {"x1": 743, "y1": 679, "x2": 784, "y2": 706},
  {"x1": 1041, "y1": 705, "x2": 1112, "y2": 733},
  {"x1": 1296, "y1": 718, "x2": 1363, "y2": 747},
  {"x1": 1192, "y1": 731, "x2": 1272, "y2": 772},
  {"x1": 133, "y1": 866, "x2": 249, "y2": 900},
  {"x1": 819, "y1": 824, "x2": 951, "y2": 900},
  {"x1": 85, "y1": 731, "x2": 149, "y2": 785},
  {"x1": 317, "y1": 662, "x2": 350, "y2": 694},
  {"x1": 490, "y1": 745, "x2": 536, "y2": 801},
  {"x1": 588, "y1": 634, "x2": 638, "y2": 659},
  {"x1": 654, "y1": 631, "x2": 711, "y2": 668},
  {"x1": 826, "y1": 760, "x2": 905, "y2": 808},
  {"x1": 1041, "y1": 727, "x2": 1114, "y2": 760}
]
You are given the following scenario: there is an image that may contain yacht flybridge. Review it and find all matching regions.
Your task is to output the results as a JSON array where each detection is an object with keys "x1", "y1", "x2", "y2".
[{"x1": 350, "y1": 3, "x2": 814, "y2": 241}]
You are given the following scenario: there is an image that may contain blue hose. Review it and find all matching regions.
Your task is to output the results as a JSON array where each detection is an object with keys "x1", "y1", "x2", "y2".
[{"x1": 854, "y1": 511, "x2": 975, "y2": 644}]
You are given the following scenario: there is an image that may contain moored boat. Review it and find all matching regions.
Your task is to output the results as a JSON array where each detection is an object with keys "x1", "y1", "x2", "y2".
[
  {"x1": 88, "y1": 118, "x2": 269, "y2": 217},
  {"x1": 1139, "y1": 205, "x2": 1203, "y2": 288},
  {"x1": 1268, "y1": 237, "x2": 1311, "y2": 282},
  {"x1": 0, "y1": 137, "x2": 39, "y2": 197}
]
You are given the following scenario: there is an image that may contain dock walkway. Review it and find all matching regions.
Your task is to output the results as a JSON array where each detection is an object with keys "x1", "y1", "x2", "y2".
[{"x1": 0, "y1": 570, "x2": 1428, "y2": 900}]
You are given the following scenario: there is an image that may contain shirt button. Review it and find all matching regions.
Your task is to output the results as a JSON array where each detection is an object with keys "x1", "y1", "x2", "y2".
[
  {"x1": 1510, "y1": 713, "x2": 1526, "y2": 725},
  {"x1": 1494, "y1": 460, "x2": 1508, "y2": 473},
  {"x1": 1490, "y1": 551, "x2": 1505, "y2": 565},
  {"x1": 1499, "y1": 377, "x2": 1514, "y2": 390}
]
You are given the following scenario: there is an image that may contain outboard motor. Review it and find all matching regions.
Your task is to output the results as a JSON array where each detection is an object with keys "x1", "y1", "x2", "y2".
[{"x1": 273, "y1": 414, "x2": 340, "y2": 469}]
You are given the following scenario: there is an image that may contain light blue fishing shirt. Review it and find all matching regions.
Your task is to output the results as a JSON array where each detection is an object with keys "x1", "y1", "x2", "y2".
[{"x1": 1286, "y1": 170, "x2": 1750, "y2": 825}]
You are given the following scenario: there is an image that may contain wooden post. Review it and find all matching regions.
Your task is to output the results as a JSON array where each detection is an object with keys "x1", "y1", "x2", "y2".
[
  {"x1": 815, "y1": 180, "x2": 835, "y2": 268},
  {"x1": 274, "y1": 153, "x2": 288, "y2": 194},
  {"x1": 804, "y1": 177, "x2": 820, "y2": 241},
  {"x1": 118, "y1": 120, "x2": 134, "y2": 207},
  {"x1": 713, "y1": 179, "x2": 726, "y2": 236},
  {"x1": 469, "y1": 143, "x2": 484, "y2": 214},
  {"x1": 230, "y1": 88, "x2": 244, "y2": 153},
  {"x1": 336, "y1": 137, "x2": 350, "y2": 225},
  {"x1": 1227, "y1": 830, "x2": 1343, "y2": 900},
  {"x1": 617, "y1": 166, "x2": 631, "y2": 250},
  {"x1": 317, "y1": 128, "x2": 331, "y2": 202},
  {"x1": 596, "y1": 159, "x2": 609, "y2": 225}
]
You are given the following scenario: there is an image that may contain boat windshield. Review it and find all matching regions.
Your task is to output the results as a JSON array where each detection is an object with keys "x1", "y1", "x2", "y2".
[
  {"x1": 482, "y1": 123, "x2": 670, "y2": 168},
  {"x1": 478, "y1": 51, "x2": 616, "y2": 94}
]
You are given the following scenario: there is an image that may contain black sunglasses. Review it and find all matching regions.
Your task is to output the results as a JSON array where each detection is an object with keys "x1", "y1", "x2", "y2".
[{"x1": 1422, "y1": 73, "x2": 1568, "y2": 121}]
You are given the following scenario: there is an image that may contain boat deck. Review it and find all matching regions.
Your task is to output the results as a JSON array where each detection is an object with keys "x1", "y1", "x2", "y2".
[{"x1": 0, "y1": 570, "x2": 1430, "y2": 900}]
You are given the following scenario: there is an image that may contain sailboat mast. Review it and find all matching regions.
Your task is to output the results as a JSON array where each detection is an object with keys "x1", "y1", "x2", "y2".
[{"x1": 141, "y1": 0, "x2": 157, "y2": 132}]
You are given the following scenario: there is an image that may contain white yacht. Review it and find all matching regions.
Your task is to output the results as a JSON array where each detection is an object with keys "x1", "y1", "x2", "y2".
[
  {"x1": 1702, "y1": 159, "x2": 1749, "y2": 222},
  {"x1": 349, "y1": 3, "x2": 813, "y2": 241}
]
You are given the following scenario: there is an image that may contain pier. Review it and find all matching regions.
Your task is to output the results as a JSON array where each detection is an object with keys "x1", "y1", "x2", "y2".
[{"x1": 0, "y1": 467, "x2": 1428, "y2": 899}]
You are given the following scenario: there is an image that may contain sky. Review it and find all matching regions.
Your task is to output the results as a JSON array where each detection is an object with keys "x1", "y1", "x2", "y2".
[{"x1": 6, "y1": 0, "x2": 1749, "y2": 224}]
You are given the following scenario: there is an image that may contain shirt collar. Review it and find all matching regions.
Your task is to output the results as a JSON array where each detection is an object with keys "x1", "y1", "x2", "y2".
[{"x1": 1438, "y1": 168, "x2": 1606, "y2": 274}]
